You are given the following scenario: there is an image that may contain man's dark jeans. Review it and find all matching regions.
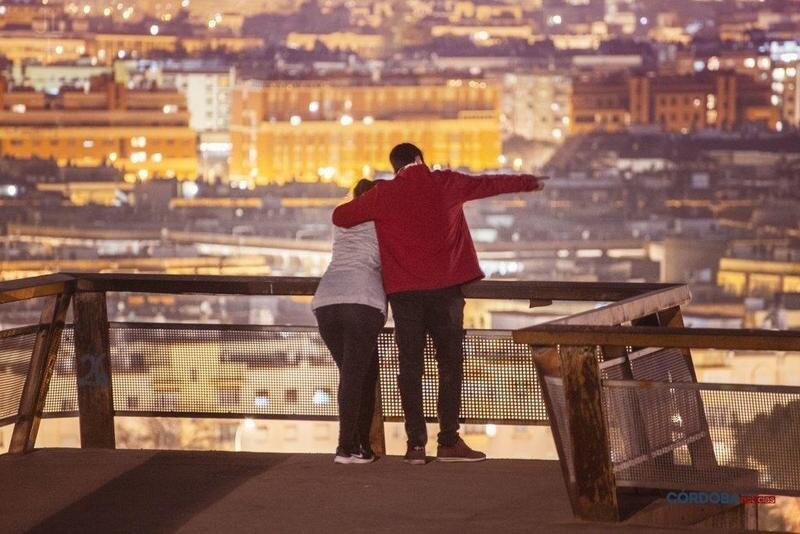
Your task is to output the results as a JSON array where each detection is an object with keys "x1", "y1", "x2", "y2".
[
  {"x1": 315, "y1": 303, "x2": 384, "y2": 454},
  {"x1": 389, "y1": 286, "x2": 465, "y2": 448}
]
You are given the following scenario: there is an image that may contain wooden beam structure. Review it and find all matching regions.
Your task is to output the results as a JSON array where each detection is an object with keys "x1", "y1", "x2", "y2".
[
  {"x1": 558, "y1": 345, "x2": 619, "y2": 521},
  {"x1": 9, "y1": 291, "x2": 72, "y2": 453},
  {"x1": 368, "y1": 381, "x2": 386, "y2": 456},
  {"x1": 514, "y1": 324, "x2": 800, "y2": 351},
  {"x1": 72, "y1": 291, "x2": 116, "y2": 449}
]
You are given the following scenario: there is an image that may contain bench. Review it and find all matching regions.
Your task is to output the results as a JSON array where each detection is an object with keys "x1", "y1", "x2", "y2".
[{"x1": 514, "y1": 301, "x2": 800, "y2": 529}]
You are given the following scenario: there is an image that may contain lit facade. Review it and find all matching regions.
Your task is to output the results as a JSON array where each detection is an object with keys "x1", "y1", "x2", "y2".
[
  {"x1": 0, "y1": 30, "x2": 262, "y2": 65},
  {"x1": 286, "y1": 32, "x2": 386, "y2": 59},
  {"x1": 718, "y1": 257, "x2": 800, "y2": 298},
  {"x1": 783, "y1": 66, "x2": 800, "y2": 128},
  {"x1": 570, "y1": 74, "x2": 630, "y2": 134},
  {"x1": 155, "y1": 66, "x2": 237, "y2": 132},
  {"x1": 502, "y1": 72, "x2": 572, "y2": 143},
  {"x1": 229, "y1": 78, "x2": 502, "y2": 188},
  {"x1": 0, "y1": 75, "x2": 197, "y2": 181},
  {"x1": 572, "y1": 71, "x2": 779, "y2": 134}
]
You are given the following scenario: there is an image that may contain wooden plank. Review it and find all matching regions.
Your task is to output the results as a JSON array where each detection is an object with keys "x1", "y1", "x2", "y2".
[
  {"x1": 462, "y1": 280, "x2": 677, "y2": 302},
  {"x1": 513, "y1": 324, "x2": 800, "y2": 351},
  {"x1": 368, "y1": 381, "x2": 386, "y2": 456},
  {"x1": 514, "y1": 285, "x2": 692, "y2": 336},
  {"x1": 9, "y1": 291, "x2": 72, "y2": 453},
  {"x1": 559, "y1": 345, "x2": 620, "y2": 521},
  {"x1": 0, "y1": 274, "x2": 75, "y2": 304},
  {"x1": 73, "y1": 291, "x2": 116, "y2": 449}
]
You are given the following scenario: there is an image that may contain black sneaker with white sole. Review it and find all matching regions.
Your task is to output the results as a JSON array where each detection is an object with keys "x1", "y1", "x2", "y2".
[{"x1": 334, "y1": 447, "x2": 376, "y2": 465}]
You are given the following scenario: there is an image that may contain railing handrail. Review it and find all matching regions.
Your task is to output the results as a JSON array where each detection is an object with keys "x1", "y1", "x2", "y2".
[
  {"x1": 603, "y1": 379, "x2": 800, "y2": 395},
  {"x1": 0, "y1": 272, "x2": 684, "y2": 304},
  {"x1": 0, "y1": 274, "x2": 75, "y2": 305},
  {"x1": 513, "y1": 324, "x2": 800, "y2": 351}
]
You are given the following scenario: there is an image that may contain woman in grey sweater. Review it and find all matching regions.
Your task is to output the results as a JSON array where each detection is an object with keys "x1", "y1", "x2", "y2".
[{"x1": 312, "y1": 179, "x2": 386, "y2": 464}]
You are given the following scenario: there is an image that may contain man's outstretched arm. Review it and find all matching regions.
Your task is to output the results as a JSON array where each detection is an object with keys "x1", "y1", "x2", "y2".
[
  {"x1": 439, "y1": 170, "x2": 545, "y2": 205},
  {"x1": 332, "y1": 186, "x2": 380, "y2": 228}
]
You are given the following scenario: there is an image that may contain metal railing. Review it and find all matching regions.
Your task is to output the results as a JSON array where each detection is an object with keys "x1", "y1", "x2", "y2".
[{"x1": 0, "y1": 273, "x2": 686, "y2": 455}]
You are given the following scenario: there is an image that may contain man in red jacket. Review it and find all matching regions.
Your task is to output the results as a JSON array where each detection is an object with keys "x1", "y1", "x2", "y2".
[{"x1": 332, "y1": 143, "x2": 545, "y2": 464}]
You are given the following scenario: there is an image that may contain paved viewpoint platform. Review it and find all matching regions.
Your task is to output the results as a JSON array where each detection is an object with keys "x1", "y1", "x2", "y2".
[{"x1": 0, "y1": 449, "x2": 696, "y2": 533}]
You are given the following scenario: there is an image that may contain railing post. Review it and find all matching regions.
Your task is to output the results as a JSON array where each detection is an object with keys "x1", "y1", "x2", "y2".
[
  {"x1": 368, "y1": 381, "x2": 386, "y2": 456},
  {"x1": 73, "y1": 291, "x2": 116, "y2": 449},
  {"x1": 10, "y1": 292, "x2": 72, "y2": 453},
  {"x1": 560, "y1": 345, "x2": 619, "y2": 521}
]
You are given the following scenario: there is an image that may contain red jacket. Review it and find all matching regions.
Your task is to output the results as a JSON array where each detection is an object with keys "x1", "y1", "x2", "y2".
[{"x1": 332, "y1": 163, "x2": 541, "y2": 295}]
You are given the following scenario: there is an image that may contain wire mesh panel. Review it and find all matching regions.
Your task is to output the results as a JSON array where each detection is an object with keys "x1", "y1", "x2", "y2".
[
  {"x1": 378, "y1": 330, "x2": 545, "y2": 423},
  {"x1": 629, "y1": 348, "x2": 693, "y2": 382},
  {"x1": 0, "y1": 326, "x2": 37, "y2": 426},
  {"x1": 604, "y1": 381, "x2": 800, "y2": 495},
  {"x1": 45, "y1": 328, "x2": 78, "y2": 414},
  {"x1": 43, "y1": 323, "x2": 548, "y2": 425},
  {"x1": 543, "y1": 376, "x2": 575, "y2": 482}
]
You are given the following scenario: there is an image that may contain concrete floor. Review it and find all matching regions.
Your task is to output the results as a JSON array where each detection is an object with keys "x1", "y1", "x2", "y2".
[{"x1": 0, "y1": 449, "x2": 701, "y2": 533}]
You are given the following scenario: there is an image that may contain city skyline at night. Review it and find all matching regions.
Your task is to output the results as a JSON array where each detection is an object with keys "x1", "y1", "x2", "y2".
[{"x1": 1, "y1": 1, "x2": 800, "y2": 530}]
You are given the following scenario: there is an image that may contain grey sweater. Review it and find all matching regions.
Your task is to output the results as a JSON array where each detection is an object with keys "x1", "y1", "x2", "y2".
[{"x1": 311, "y1": 222, "x2": 387, "y2": 316}]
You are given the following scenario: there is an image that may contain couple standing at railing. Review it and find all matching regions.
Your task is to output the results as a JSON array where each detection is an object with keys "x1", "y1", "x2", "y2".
[{"x1": 311, "y1": 143, "x2": 547, "y2": 465}]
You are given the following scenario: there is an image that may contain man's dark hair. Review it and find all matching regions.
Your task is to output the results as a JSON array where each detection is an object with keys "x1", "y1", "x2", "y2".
[
  {"x1": 389, "y1": 143, "x2": 424, "y2": 173},
  {"x1": 353, "y1": 178, "x2": 377, "y2": 197}
]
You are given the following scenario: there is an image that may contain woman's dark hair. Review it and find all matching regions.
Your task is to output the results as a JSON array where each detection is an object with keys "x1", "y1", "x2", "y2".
[
  {"x1": 389, "y1": 143, "x2": 424, "y2": 172},
  {"x1": 353, "y1": 178, "x2": 377, "y2": 197}
]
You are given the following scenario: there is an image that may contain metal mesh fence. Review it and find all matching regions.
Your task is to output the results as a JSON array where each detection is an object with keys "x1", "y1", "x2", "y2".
[
  {"x1": 0, "y1": 326, "x2": 37, "y2": 426},
  {"x1": 604, "y1": 381, "x2": 800, "y2": 495},
  {"x1": 44, "y1": 323, "x2": 547, "y2": 424},
  {"x1": 544, "y1": 376, "x2": 574, "y2": 482}
]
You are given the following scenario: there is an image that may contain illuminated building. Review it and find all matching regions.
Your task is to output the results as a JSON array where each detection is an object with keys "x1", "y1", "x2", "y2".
[
  {"x1": 184, "y1": 0, "x2": 304, "y2": 18},
  {"x1": 648, "y1": 12, "x2": 690, "y2": 45},
  {"x1": 448, "y1": 1, "x2": 524, "y2": 23},
  {"x1": 150, "y1": 64, "x2": 237, "y2": 132},
  {"x1": 0, "y1": 30, "x2": 262, "y2": 66},
  {"x1": 430, "y1": 24, "x2": 534, "y2": 43},
  {"x1": 180, "y1": 36, "x2": 264, "y2": 54},
  {"x1": 286, "y1": 31, "x2": 386, "y2": 59},
  {"x1": 502, "y1": 72, "x2": 571, "y2": 143},
  {"x1": 571, "y1": 71, "x2": 778, "y2": 134},
  {"x1": 88, "y1": 33, "x2": 180, "y2": 61},
  {"x1": 0, "y1": 32, "x2": 88, "y2": 64},
  {"x1": 766, "y1": 59, "x2": 800, "y2": 131},
  {"x1": 229, "y1": 77, "x2": 502, "y2": 188},
  {"x1": 671, "y1": 50, "x2": 773, "y2": 80},
  {"x1": 718, "y1": 256, "x2": 800, "y2": 298},
  {"x1": 0, "y1": 0, "x2": 65, "y2": 30},
  {"x1": 0, "y1": 75, "x2": 197, "y2": 181},
  {"x1": 570, "y1": 73, "x2": 630, "y2": 134},
  {"x1": 12, "y1": 63, "x2": 110, "y2": 94}
]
